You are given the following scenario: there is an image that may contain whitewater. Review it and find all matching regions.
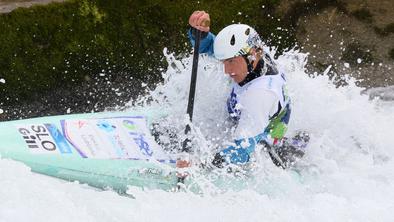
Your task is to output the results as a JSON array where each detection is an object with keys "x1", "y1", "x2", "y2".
[{"x1": 1, "y1": 48, "x2": 394, "y2": 222}]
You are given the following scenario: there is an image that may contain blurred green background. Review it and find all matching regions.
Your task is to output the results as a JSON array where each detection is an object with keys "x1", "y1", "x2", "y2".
[
  {"x1": 0, "y1": 0, "x2": 291, "y2": 110},
  {"x1": 0, "y1": 0, "x2": 393, "y2": 120}
]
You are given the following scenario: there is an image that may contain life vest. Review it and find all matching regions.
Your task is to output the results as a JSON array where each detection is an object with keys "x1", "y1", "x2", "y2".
[{"x1": 227, "y1": 57, "x2": 290, "y2": 122}]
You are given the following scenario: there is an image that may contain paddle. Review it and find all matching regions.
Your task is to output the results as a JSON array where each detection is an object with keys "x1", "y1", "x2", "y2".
[
  {"x1": 182, "y1": 19, "x2": 210, "y2": 153},
  {"x1": 182, "y1": 28, "x2": 202, "y2": 152},
  {"x1": 177, "y1": 28, "x2": 202, "y2": 186}
]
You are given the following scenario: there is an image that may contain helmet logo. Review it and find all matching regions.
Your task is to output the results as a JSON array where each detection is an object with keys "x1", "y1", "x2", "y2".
[
  {"x1": 245, "y1": 28, "x2": 250, "y2": 35},
  {"x1": 230, "y1": 35, "x2": 235, "y2": 46}
]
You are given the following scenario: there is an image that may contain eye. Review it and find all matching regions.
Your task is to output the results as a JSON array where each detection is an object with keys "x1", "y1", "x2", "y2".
[{"x1": 224, "y1": 58, "x2": 235, "y2": 64}]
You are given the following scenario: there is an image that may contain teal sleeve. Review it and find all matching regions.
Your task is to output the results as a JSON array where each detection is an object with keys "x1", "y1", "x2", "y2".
[
  {"x1": 219, "y1": 133, "x2": 267, "y2": 165},
  {"x1": 187, "y1": 28, "x2": 215, "y2": 56}
]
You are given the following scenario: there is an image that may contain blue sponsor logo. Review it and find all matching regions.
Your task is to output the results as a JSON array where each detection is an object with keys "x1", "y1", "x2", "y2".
[
  {"x1": 45, "y1": 124, "x2": 73, "y2": 154},
  {"x1": 129, "y1": 132, "x2": 153, "y2": 156},
  {"x1": 268, "y1": 77, "x2": 273, "y2": 88},
  {"x1": 227, "y1": 88, "x2": 241, "y2": 121},
  {"x1": 97, "y1": 120, "x2": 116, "y2": 132}
]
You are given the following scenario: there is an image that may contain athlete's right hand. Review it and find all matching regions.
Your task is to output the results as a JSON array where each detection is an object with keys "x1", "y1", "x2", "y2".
[
  {"x1": 176, "y1": 159, "x2": 191, "y2": 168},
  {"x1": 189, "y1": 10, "x2": 210, "y2": 32},
  {"x1": 176, "y1": 159, "x2": 191, "y2": 179}
]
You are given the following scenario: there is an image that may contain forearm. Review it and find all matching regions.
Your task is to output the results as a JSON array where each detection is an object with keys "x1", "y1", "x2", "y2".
[{"x1": 212, "y1": 133, "x2": 267, "y2": 167}]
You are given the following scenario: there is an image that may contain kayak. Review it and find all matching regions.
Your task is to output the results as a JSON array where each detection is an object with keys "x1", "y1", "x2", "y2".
[
  {"x1": 0, "y1": 110, "x2": 310, "y2": 195},
  {"x1": 0, "y1": 111, "x2": 180, "y2": 193}
]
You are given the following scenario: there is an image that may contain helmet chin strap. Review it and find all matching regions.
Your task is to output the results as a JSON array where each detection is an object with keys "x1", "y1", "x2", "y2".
[
  {"x1": 238, "y1": 55, "x2": 263, "y2": 86},
  {"x1": 243, "y1": 55, "x2": 255, "y2": 73}
]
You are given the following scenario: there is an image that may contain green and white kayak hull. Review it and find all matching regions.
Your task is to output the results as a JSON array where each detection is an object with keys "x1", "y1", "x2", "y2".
[{"x1": 0, "y1": 111, "x2": 179, "y2": 193}]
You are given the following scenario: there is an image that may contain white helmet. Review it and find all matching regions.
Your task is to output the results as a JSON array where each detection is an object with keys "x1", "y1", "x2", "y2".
[{"x1": 214, "y1": 24, "x2": 262, "y2": 60}]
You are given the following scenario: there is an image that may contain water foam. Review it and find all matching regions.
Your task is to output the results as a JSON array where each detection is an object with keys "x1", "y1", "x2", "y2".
[{"x1": 1, "y1": 48, "x2": 394, "y2": 221}]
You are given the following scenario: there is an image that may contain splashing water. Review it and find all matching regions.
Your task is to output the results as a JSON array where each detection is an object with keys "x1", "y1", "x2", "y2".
[{"x1": 1, "y1": 48, "x2": 394, "y2": 221}]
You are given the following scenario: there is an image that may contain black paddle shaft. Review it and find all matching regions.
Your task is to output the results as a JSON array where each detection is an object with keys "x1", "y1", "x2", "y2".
[{"x1": 182, "y1": 29, "x2": 202, "y2": 152}]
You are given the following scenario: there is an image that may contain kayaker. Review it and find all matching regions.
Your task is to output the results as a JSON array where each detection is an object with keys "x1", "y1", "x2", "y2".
[{"x1": 184, "y1": 10, "x2": 307, "y2": 169}]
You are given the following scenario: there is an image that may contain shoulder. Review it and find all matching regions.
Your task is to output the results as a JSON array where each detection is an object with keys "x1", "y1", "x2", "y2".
[
  {"x1": 241, "y1": 79, "x2": 278, "y2": 101},
  {"x1": 246, "y1": 76, "x2": 276, "y2": 91}
]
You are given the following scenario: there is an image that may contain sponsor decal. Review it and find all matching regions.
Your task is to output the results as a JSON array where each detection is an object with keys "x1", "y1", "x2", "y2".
[
  {"x1": 96, "y1": 120, "x2": 116, "y2": 132},
  {"x1": 138, "y1": 168, "x2": 162, "y2": 176},
  {"x1": 17, "y1": 124, "x2": 73, "y2": 155},
  {"x1": 122, "y1": 120, "x2": 137, "y2": 131},
  {"x1": 45, "y1": 124, "x2": 73, "y2": 154},
  {"x1": 129, "y1": 132, "x2": 153, "y2": 156},
  {"x1": 18, "y1": 124, "x2": 58, "y2": 153},
  {"x1": 62, "y1": 116, "x2": 163, "y2": 159},
  {"x1": 227, "y1": 88, "x2": 241, "y2": 121}
]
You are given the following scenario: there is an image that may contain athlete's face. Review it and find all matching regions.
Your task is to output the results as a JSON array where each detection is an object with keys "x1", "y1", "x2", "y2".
[{"x1": 223, "y1": 56, "x2": 248, "y2": 83}]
